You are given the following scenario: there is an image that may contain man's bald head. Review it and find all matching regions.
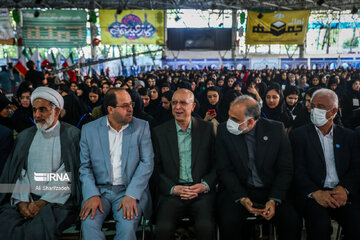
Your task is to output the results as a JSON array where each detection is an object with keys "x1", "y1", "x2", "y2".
[{"x1": 173, "y1": 88, "x2": 195, "y2": 103}]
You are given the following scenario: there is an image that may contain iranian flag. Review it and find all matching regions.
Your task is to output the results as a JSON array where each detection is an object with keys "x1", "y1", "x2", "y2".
[
  {"x1": 87, "y1": 62, "x2": 92, "y2": 78},
  {"x1": 30, "y1": 49, "x2": 41, "y2": 70},
  {"x1": 62, "y1": 52, "x2": 75, "y2": 81},
  {"x1": 78, "y1": 56, "x2": 87, "y2": 76},
  {"x1": 56, "y1": 52, "x2": 62, "y2": 70},
  {"x1": 41, "y1": 51, "x2": 57, "y2": 69},
  {"x1": 14, "y1": 49, "x2": 30, "y2": 77}
]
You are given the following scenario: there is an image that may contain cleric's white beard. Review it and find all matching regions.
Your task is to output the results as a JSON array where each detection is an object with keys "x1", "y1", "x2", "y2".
[{"x1": 35, "y1": 111, "x2": 55, "y2": 131}]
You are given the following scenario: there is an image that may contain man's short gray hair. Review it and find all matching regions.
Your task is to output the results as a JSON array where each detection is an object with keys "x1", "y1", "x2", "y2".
[
  {"x1": 231, "y1": 95, "x2": 261, "y2": 120},
  {"x1": 311, "y1": 88, "x2": 338, "y2": 109}
]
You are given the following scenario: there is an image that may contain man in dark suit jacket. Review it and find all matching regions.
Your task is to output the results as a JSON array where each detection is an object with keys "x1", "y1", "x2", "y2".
[
  {"x1": 25, "y1": 60, "x2": 44, "y2": 89},
  {"x1": 0, "y1": 124, "x2": 12, "y2": 174},
  {"x1": 216, "y1": 95, "x2": 301, "y2": 240},
  {"x1": 152, "y1": 89, "x2": 216, "y2": 240},
  {"x1": 290, "y1": 88, "x2": 360, "y2": 240}
]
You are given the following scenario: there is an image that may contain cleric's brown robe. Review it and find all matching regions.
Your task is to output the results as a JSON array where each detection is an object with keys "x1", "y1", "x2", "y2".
[{"x1": 0, "y1": 122, "x2": 81, "y2": 240}]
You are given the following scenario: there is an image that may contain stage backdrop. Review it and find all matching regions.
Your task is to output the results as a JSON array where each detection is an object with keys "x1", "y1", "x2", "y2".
[
  {"x1": 22, "y1": 10, "x2": 87, "y2": 48},
  {"x1": 0, "y1": 9, "x2": 14, "y2": 45},
  {"x1": 99, "y1": 9, "x2": 165, "y2": 45},
  {"x1": 246, "y1": 10, "x2": 310, "y2": 45}
]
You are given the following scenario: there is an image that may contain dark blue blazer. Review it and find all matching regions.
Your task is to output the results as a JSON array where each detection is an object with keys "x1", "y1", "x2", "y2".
[{"x1": 290, "y1": 123, "x2": 360, "y2": 201}]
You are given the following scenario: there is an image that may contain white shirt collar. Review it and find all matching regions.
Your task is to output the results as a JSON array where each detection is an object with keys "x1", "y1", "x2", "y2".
[
  {"x1": 315, "y1": 124, "x2": 334, "y2": 138},
  {"x1": 107, "y1": 117, "x2": 129, "y2": 133}
]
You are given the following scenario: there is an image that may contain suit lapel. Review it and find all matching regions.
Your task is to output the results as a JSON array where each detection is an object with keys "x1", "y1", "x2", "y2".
[
  {"x1": 255, "y1": 120, "x2": 269, "y2": 170},
  {"x1": 332, "y1": 125, "x2": 342, "y2": 175},
  {"x1": 308, "y1": 125, "x2": 326, "y2": 169},
  {"x1": 228, "y1": 131, "x2": 249, "y2": 172},
  {"x1": 167, "y1": 120, "x2": 180, "y2": 169},
  {"x1": 121, "y1": 121, "x2": 135, "y2": 181},
  {"x1": 191, "y1": 117, "x2": 200, "y2": 171},
  {"x1": 99, "y1": 117, "x2": 111, "y2": 178}
]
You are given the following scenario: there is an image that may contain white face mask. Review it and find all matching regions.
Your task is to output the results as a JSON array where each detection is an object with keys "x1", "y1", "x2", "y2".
[
  {"x1": 226, "y1": 118, "x2": 249, "y2": 135},
  {"x1": 310, "y1": 107, "x2": 335, "y2": 127}
]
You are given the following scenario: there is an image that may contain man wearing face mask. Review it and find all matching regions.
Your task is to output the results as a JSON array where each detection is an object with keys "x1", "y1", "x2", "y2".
[
  {"x1": 290, "y1": 88, "x2": 360, "y2": 240},
  {"x1": 216, "y1": 95, "x2": 301, "y2": 240}
]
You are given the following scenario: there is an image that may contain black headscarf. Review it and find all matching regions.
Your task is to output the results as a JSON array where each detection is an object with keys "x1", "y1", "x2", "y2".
[
  {"x1": 261, "y1": 83, "x2": 292, "y2": 127},
  {"x1": 199, "y1": 86, "x2": 221, "y2": 119},
  {"x1": 217, "y1": 89, "x2": 243, "y2": 123}
]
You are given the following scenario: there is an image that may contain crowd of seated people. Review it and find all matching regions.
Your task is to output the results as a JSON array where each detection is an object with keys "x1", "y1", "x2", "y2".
[{"x1": 0, "y1": 62, "x2": 359, "y2": 240}]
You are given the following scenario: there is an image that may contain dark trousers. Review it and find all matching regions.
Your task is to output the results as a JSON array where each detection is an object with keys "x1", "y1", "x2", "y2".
[
  {"x1": 217, "y1": 188, "x2": 302, "y2": 240},
  {"x1": 155, "y1": 192, "x2": 216, "y2": 240},
  {"x1": 303, "y1": 198, "x2": 360, "y2": 240}
]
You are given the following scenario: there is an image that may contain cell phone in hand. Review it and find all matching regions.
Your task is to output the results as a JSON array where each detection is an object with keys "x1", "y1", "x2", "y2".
[
  {"x1": 252, "y1": 202, "x2": 266, "y2": 209},
  {"x1": 208, "y1": 109, "x2": 216, "y2": 115}
]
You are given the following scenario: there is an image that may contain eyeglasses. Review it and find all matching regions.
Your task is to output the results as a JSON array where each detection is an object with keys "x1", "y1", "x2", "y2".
[
  {"x1": 114, "y1": 102, "x2": 135, "y2": 109},
  {"x1": 170, "y1": 100, "x2": 193, "y2": 106}
]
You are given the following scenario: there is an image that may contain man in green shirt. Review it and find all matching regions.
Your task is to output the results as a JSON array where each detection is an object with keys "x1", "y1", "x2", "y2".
[{"x1": 152, "y1": 89, "x2": 216, "y2": 240}]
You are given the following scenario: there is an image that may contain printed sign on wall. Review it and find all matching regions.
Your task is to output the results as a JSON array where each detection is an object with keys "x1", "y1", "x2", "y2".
[
  {"x1": 22, "y1": 10, "x2": 87, "y2": 48},
  {"x1": 99, "y1": 9, "x2": 165, "y2": 45},
  {"x1": 246, "y1": 10, "x2": 310, "y2": 45}
]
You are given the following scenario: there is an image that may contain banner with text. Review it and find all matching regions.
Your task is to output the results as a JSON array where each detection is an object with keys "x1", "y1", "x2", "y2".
[
  {"x1": 99, "y1": 9, "x2": 165, "y2": 45},
  {"x1": 246, "y1": 10, "x2": 310, "y2": 45},
  {"x1": 0, "y1": 9, "x2": 14, "y2": 45},
  {"x1": 22, "y1": 10, "x2": 87, "y2": 48}
]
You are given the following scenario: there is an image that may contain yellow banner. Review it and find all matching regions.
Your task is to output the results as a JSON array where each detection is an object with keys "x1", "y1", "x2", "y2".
[
  {"x1": 99, "y1": 9, "x2": 164, "y2": 45},
  {"x1": 245, "y1": 10, "x2": 310, "y2": 45}
]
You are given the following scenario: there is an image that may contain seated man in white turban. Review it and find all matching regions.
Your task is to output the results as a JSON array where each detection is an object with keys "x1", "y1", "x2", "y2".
[{"x1": 0, "y1": 87, "x2": 82, "y2": 240}]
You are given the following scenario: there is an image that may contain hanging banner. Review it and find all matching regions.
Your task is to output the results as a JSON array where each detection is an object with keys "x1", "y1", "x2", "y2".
[
  {"x1": 99, "y1": 9, "x2": 165, "y2": 45},
  {"x1": 0, "y1": 9, "x2": 15, "y2": 45},
  {"x1": 22, "y1": 10, "x2": 87, "y2": 48},
  {"x1": 245, "y1": 10, "x2": 310, "y2": 45}
]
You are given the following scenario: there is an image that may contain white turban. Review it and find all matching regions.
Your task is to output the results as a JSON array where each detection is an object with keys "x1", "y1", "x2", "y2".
[{"x1": 31, "y1": 87, "x2": 64, "y2": 110}]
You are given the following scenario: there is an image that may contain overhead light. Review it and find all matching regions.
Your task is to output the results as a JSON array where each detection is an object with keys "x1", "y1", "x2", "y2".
[
  {"x1": 317, "y1": 0, "x2": 325, "y2": 6},
  {"x1": 34, "y1": 10, "x2": 40, "y2": 18},
  {"x1": 351, "y1": 6, "x2": 358, "y2": 14},
  {"x1": 257, "y1": 12, "x2": 263, "y2": 19}
]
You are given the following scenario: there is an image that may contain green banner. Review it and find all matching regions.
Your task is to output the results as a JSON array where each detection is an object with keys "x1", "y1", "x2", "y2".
[{"x1": 22, "y1": 10, "x2": 87, "y2": 48}]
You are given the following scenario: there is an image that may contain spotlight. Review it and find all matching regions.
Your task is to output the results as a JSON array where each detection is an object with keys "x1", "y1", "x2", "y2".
[
  {"x1": 351, "y1": 6, "x2": 358, "y2": 14},
  {"x1": 116, "y1": 8, "x2": 123, "y2": 14},
  {"x1": 257, "y1": 12, "x2": 263, "y2": 19},
  {"x1": 34, "y1": 10, "x2": 40, "y2": 18},
  {"x1": 317, "y1": 0, "x2": 325, "y2": 6}
]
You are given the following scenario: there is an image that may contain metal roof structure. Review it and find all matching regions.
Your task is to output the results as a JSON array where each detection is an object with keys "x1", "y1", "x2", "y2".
[{"x1": 2, "y1": 0, "x2": 360, "y2": 11}]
